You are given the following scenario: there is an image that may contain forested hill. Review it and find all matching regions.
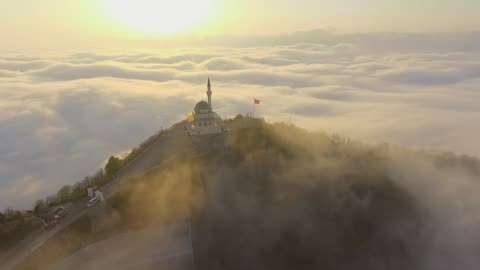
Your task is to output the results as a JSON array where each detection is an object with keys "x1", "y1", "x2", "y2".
[
  {"x1": 4, "y1": 118, "x2": 480, "y2": 270},
  {"x1": 109, "y1": 118, "x2": 480, "y2": 270},
  {"x1": 187, "y1": 119, "x2": 480, "y2": 270}
]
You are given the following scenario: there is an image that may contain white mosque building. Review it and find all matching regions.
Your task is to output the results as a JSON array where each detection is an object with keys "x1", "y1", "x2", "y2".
[{"x1": 185, "y1": 78, "x2": 225, "y2": 136}]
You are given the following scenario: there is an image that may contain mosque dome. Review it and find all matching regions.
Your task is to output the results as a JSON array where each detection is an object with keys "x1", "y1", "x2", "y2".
[
  {"x1": 185, "y1": 78, "x2": 224, "y2": 136},
  {"x1": 194, "y1": 101, "x2": 210, "y2": 114}
]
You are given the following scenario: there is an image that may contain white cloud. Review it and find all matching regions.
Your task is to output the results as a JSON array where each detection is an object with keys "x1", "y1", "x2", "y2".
[
  {"x1": 30, "y1": 64, "x2": 176, "y2": 82},
  {"x1": 1, "y1": 33, "x2": 480, "y2": 209},
  {"x1": 0, "y1": 59, "x2": 51, "y2": 72},
  {"x1": 200, "y1": 57, "x2": 248, "y2": 71}
]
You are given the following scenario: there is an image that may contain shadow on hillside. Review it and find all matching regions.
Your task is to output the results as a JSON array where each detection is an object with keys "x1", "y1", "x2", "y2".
[{"x1": 192, "y1": 123, "x2": 427, "y2": 270}]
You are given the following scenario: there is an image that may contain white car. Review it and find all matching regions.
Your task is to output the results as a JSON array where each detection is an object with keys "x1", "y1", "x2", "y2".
[
  {"x1": 87, "y1": 197, "x2": 99, "y2": 207},
  {"x1": 53, "y1": 207, "x2": 67, "y2": 220}
]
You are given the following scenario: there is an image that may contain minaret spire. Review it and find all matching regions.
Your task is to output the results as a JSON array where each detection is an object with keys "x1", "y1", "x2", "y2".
[{"x1": 207, "y1": 77, "x2": 212, "y2": 111}]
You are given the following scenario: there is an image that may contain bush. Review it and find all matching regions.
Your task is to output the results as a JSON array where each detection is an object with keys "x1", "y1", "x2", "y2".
[
  {"x1": 234, "y1": 114, "x2": 244, "y2": 120},
  {"x1": 105, "y1": 156, "x2": 123, "y2": 178}
]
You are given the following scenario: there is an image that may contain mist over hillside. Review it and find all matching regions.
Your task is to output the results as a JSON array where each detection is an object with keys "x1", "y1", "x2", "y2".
[
  {"x1": 13, "y1": 119, "x2": 480, "y2": 270},
  {"x1": 187, "y1": 121, "x2": 480, "y2": 270},
  {"x1": 93, "y1": 120, "x2": 480, "y2": 270}
]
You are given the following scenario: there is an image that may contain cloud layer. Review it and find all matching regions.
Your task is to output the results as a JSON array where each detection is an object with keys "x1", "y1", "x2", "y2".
[{"x1": 1, "y1": 32, "x2": 480, "y2": 209}]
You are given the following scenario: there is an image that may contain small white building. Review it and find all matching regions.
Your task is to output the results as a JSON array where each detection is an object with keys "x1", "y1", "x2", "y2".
[
  {"x1": 87, "y1": 188, "x2": 95, "y2": 198},
  {"x1": 94, "y1": 190, "x2": 105, "y2": 202},
  {"x1": 88, "y1": 187, "x2": 104, "y2": 202},
  {"x1": 185, "y1": 78, "x2": 225, "y2": 136}
]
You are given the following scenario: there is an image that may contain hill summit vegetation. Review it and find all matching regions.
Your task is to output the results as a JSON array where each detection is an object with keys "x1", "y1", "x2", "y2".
[
  {"x1": 89, "y1": 118, "x2": 480, "y2": 270},
  {"x1": 187, "y1": 120, "x2": 480, "y2": 270},
  {"x1": 3, "y1": 117, "x2": 480, "y2": 270}
]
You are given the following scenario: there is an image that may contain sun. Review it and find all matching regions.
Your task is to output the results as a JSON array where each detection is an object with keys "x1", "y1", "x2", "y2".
[{"x1": 105, "y1": 0, "x2": 214, "y2": 35}]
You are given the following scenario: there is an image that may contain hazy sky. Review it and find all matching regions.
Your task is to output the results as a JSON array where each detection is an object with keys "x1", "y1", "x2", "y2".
[{"x1": 1, "y1": 0, "x2": 480, "y2": 49}]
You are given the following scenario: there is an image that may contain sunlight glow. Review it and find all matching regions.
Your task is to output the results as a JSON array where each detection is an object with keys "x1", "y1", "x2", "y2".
[{"x1": 105, "y1": 0, "x2": 214, "y2": 35}]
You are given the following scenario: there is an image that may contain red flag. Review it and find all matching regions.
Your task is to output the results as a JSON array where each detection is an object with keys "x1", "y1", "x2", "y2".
[{"x1": 254, "y1": 98, "x2": 260, "y2": 104}]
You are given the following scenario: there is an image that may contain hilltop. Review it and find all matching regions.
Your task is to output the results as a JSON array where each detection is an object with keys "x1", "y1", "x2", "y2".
[{"x1": 5, "y1": 117, "x2": 480, "y2": 270}]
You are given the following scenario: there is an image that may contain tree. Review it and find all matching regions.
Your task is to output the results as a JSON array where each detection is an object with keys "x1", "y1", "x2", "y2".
[
  {"x1": 90, "y1": 169, "x2": 106, "y2": 187},
  {"x1": 34, "y1": 199, "x2": 47, "y2": 214},
  {"x1": 13, "y1": 210, "x2": 25, "y2": 223},
  {"x1": 57, "y1": 185, "x2": 72, "y2": 203},
  {"x1": 0, "y1": 211, "x2": 5, "y2": 224},
  {"x1": 4, "y1": 208, "x2": 15, "y2": 221},
  {"x1": 234, "y1": 114, "x2": 244, "y2": 120},
  {"x1": 45, "y1": 195, "x2": 59, "y2": 207},
  {"x1": 71, "y1": 181, "x2": 87, "y2": 199},
  {"x1": 3, "y1": 208, "x2": 24, "y2": 223},
  {"x1": 105, "y1": 156, "x2": 123, "y2": 178}
]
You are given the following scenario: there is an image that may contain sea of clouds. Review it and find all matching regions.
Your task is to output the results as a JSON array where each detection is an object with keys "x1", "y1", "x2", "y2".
[{"x1": 1, "y1": 30, "x2": 480, "y2": 209}]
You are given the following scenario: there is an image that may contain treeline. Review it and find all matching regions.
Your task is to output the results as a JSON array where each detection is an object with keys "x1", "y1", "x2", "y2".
[
  {"x1": 33, "y1": 127, "x2": 170, "y2": 212},
  {"x1": 0, "y1": 126, "x2": 171, "y2": 255}
]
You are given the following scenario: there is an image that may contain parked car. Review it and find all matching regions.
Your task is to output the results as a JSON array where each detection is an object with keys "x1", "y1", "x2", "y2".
[
  {"x1": 53, "y1": 207, "x2": 67, "y2": 220},
  {"x1": 44, "y1": 220, "x2": 58, "y2": 231},
  {"x1": 87, "y1": 196, "x2": 99, "y2": 207}
]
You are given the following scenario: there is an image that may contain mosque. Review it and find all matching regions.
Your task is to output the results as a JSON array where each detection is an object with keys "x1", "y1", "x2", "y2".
[{"x1": 185, "y1": 78, "x2": 225, "y2": 136}]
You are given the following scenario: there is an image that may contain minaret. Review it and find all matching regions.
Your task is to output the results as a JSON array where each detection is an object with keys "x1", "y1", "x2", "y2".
[{"x1": 207, "y1": 77, "x2": 212, "y2": 111}]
